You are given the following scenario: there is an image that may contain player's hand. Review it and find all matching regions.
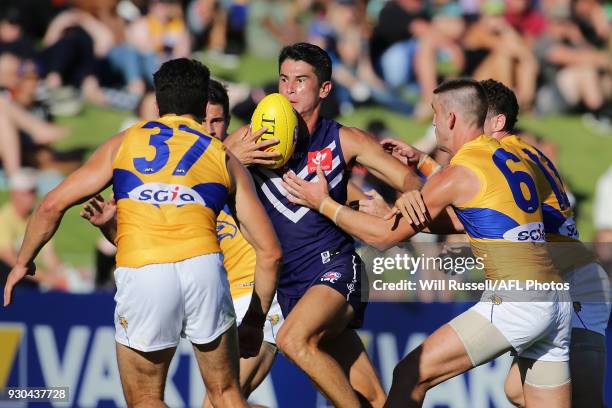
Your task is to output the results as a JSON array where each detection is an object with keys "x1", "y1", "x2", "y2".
[
  {"x1": 4, "y1": 262, "x2": 36, "y2": 307},
  {"x1": 359, "y1": 189, "x2": 392, "y2": 218},
  {"x1": 80, "y1": 194, "x2": 116, "y2": 227},
  {"x1": 282, "y1": 165, "x2": 329, "y2": 209},
  {"x1": 380, "y1": 138, "x2": 424, "y2": 168},
  {"x1": 224, "y1": 125, "x2": 282, "y2": 166},
  {"x1": 237, "y1": 320, "x2": 264, "y2": 358},
  {"x1": 384, "y1": 190, "x2": 429, "y2": 227}
]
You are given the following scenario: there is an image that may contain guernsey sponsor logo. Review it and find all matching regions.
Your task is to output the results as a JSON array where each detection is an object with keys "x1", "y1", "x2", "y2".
[
  {"x1": 129, "y1": 183, "x2": 205, "y2": 206},
  {"x1": 502, "y1": 222, "x2": 545, "y2": 242}
]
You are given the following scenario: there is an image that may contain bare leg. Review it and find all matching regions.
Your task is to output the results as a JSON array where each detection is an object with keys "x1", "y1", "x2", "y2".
[
  {"x1": 504, "y1": 358, "x2": 525, "y2": 407},
  {"x1": 240, "y1": 342, "x2": 277, "y2": 397},
  {"x1": 523, "y1": 379, "x2": 570, "y2": 408},
  {"x1": 276, "y1": 285, "x2": 362, "y2": 407},
  {"x1": 576, "y1": 65, "x2": 604, "y2": 110},
  {"x1": 0, "y1": 98, "x2": 68, "y2": 144},
  {"x1": 384, "y1": 324, "x2": 473, "y2": 408},
  {"x1": 321, "y1": 329, "x2": 387, "y2": 407},
  {"x1": 556, "y1": 67, "x2": 582, "y2": 107},
  {"x1": 515, "y1": 53, "x2": 539, "y2": 108},
  {"x1": 115, "y1": 342, "x2": 176, "y2": 408},
  {"x1": 193, "y1": 323, "x2": 248, "y2": 408},
  {"x1": 504, "y1": 357, "x2": 571, "y2": 408},
  {"x1": 473, "y1": 51, "x2": 513, "y2": 87},
  {"x1": 413, "y1": 36, "x2": 438, "y2": 106},
  {"x1": 81, "y1": 75, "x2": 108, "y2": 106},
  {"x1": 202, "y1": 340, "x2": 277, "y2": 408}
]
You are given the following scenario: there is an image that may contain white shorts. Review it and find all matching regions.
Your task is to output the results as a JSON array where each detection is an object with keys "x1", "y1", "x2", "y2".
[
  {"x1": 470, "y1": 290, "x2": 572, "y2": 362},
  {"x1": 233, "y1": 293, "x2": 284, "y2": 345},
  {"x1": 565, "y1": 262, "x2": 612, "y2": 336},
  {"x1": 113, "y1": 253, "x2": 236, "y2": 352}
]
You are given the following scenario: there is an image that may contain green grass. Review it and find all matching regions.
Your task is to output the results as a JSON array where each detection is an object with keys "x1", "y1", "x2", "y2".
[{"x1": 2, "y1": 56, "x2": 611, "y2": 266}]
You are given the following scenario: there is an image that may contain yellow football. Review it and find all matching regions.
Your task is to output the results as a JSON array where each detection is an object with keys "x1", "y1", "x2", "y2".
[{"x1": 251, "y1": 93, "x2": 298, "y2": 169}]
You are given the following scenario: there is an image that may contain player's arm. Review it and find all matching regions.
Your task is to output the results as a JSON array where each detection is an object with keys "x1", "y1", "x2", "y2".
[
  {"x1": 387, "y1": 190, "x2": 464, "y2": 234},
  {"x1": 226, "y1": 150, "x2": 281, "y2": 326},
  {"x1": 283, "y1": 165, "x2": 475, "y2": 250},
  {"x1": 4, "y1": 132, "x2": 123, "y2": 306},
  {"x1": 340, "y1": 127, "x2": 422, "y2": 192}
]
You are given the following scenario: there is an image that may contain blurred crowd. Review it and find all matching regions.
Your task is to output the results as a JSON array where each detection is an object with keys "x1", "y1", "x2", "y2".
[{"x1": 0, "y1": 0, "x2": 611, "y2": 296}]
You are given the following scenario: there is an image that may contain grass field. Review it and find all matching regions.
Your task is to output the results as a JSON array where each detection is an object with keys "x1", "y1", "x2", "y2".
[{"x1": 2, "y1": 53, "x2": 611, "y2": 267}]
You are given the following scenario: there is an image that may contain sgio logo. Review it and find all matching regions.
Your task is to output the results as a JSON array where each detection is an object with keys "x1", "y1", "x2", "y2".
[
  {"x1": 503, "y1": 222, "x2": 545, "y2": 242},
  {"x1": 559, "y1": 217, "x2": 579, "y2": 239},
  {"x1": 128, "y1": 183, "x2": 206, "y2": 206}
]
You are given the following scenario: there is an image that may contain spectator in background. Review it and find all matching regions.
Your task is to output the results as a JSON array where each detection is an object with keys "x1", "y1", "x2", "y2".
[
  {"x1": 0, "y1": 168, "x2": 71, "y2": 292},
  {"x1": 307, "y1": 0, "x2": 334, "y2": 50},
  {"x1": 0, "y1": 8, "x2": 36, "y2": 60},
  {"x1": 594, "y1": 165, "x2": 612, "y2": 267},
  {"x1": 187, "y1": 0, "x2": 247, "y2": 65},
  {"x1": 410, "y1": 2, "x2": 466, "y2": 118},
  {"x1": 247, "y1": 0, "x2": 305, "y2": 58},
  {"x1": 571, "y1": 0, "x2": 611, "y2": 49},
  {"x1": 461, "y1": 5, "x2": 539, "y2": 109},
  {"x1": 124, "y1": 0, "x2": 190, "y2": 80},
  {"x1": 39, "y1": 4, "x2": 115, "y2": 112},
  {"x1": 330, "y1": 5, "x2": 414, "y2": 114},
  {"x1": 187, "y1": 0, "x2": 226, "y2": 53},
  {"x1": 0, "y1": 96, "x2": 68, "y2": 178},
  {"x1": 503, "y1": 0, "x2": 547, "y2": 46},
  {"x1": 534, "y1": 1, "x2": 612, "y2": 128},
  {"x1": 369, "y1": 0, "x2": 431, "y2": 109}
]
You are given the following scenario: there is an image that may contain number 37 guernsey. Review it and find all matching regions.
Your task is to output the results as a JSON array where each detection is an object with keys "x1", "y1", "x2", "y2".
[{"x1": 112, "y1": 116, "x2": 231, "y2": 268}]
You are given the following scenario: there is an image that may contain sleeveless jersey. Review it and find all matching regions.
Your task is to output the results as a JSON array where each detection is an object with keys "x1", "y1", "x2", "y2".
[
  {"x1": 450, "y1": 135, "x2": 559, "y2": 282},
  {"x1": 501, "y1": 135, "x2": 595, "y2": 271},
  {"x1": 112, "y1": 115, "x2": 231, "y2": 267},
  {"x1": 250, "y1": 118, "x2": 354, "y2": 297},
  {"x1": 217, "y1": 205, "x2": 256, "y2": 299}
]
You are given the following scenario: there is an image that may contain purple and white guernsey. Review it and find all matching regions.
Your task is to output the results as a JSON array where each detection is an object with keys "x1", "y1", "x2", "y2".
[{"x1": 250, "y1": 118, "x2": 366, "y2": 325}]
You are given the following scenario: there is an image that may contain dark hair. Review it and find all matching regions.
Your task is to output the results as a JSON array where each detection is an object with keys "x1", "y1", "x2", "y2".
[
  {"x1": 153, "y1": 58, "x2": 210, "y2": 122},
  {"x1": 208, "y1": 79, "x2": 230, "y2": 125},
  {"x1": 1, "y1": 8, "x2": 22, "y2": 25},
  {"x1": 433, "y1": 78, "x2": 488, "y2": 128},
  {"x1": 279, "y1": 42, "x2": 332, "y2": 84},
  {"x1": 480, "y1": 79, "x2": 519, "y2": 132}
]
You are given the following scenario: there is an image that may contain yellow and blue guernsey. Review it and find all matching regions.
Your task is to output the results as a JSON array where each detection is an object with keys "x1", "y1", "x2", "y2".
[
  {"x1": 112, "y1": 115, "x2": 231, "y2": 268},
  {"x1": 450, "y1": 135, "x2": 560, "y2": 282},
  {"x1": 217, "y1": 205, "x2": 256, "y2": 299},
  {"x1": 501, "y1": 135, "x2": 595, "y2": 271}
]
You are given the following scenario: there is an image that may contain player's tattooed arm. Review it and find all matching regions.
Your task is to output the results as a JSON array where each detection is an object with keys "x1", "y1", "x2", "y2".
[{"x1": 80, "y1": 195, "x2": 118, "y2": 243}]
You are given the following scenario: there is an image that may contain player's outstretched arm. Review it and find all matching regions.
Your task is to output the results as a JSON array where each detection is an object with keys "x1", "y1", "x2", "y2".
[
  {"x1": 226, "y1": 151, "x2": 281, "y2": 355},
  {"x1": 340, "y1": 127, "x2": 422, "y2": 193},
  {"x1": 4, "y1": 132, "x2": 124, "y2": 306},
  {"x1": 283, "y1": 165, "x2": 475, "y2": 250}
]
